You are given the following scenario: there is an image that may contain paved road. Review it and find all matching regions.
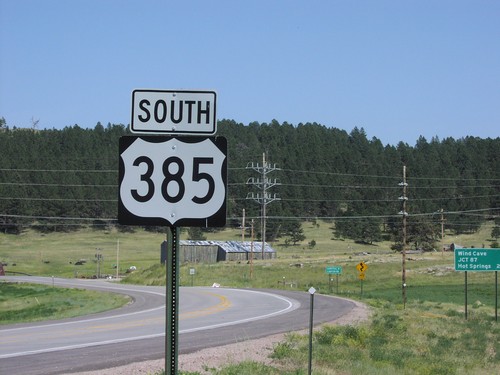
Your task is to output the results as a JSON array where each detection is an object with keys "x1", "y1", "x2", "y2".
[{"x1": 0, "y1": 276, "x2": 357, "y2": 374}]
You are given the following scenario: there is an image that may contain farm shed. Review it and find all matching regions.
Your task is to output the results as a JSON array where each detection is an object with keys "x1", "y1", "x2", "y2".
[{"x1": 178, "y1": 240, "x2": 276, "y2": 263}]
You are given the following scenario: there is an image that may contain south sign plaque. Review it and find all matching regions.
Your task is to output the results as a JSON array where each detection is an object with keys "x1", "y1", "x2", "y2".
[
  {"x1": 131, "y1": 89, "x2": 217, "y2": 135},
  {"x1": 118, "y1": 135, "x2": 227, "y2": 227}
]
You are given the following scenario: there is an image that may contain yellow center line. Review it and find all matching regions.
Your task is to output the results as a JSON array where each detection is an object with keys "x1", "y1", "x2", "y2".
[
  {"x1": 179, "y1": 291, "x2": 232, "y2": 320},
  {"x1": 0, "y1": 290, "x2": 232, "y2": 344},
  {"x1": 88, "y1": 291, "x2": 232, "y2": 330}
]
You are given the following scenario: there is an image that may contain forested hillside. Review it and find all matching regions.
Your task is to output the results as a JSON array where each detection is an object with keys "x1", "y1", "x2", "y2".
[{"x1": 0, "y1": 118, "x2": 499, "y2": 250}]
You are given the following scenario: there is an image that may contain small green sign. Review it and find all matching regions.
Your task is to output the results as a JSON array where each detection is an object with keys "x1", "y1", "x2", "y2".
[
  {"x1": 326, "y1": 266, "x2": 342, "y2": 274},
  {"x1": 454, "y1": 248, "x2": 500, "y2": 272}
]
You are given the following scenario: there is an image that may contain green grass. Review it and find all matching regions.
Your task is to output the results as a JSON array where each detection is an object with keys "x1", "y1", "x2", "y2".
[
  {"x1": 0, "y1": 227, "x2": 167, "y2": 278},
  {"x1": 261, "y1": 301, "x2": 500, "y2": 375},
  {"x1": 0, "y1": 282, "x2": 130, "y2": 324}
]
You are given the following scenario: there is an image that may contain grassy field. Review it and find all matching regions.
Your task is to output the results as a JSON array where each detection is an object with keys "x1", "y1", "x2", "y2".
[
  {"x1": 0, "y1": 227, "x2": 167, "y2": 278},
  {"x1": 0, "y1": 282, "x2": 130, "y2": 325},
  {"x1": 1, "y1": 221, "x2": 496, "y2": 281},
  {"x1": 1, "y1": 221, "x2": 499, "y2": 374}
]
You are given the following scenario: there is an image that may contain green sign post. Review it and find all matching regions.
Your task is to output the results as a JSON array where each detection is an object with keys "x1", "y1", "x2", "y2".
[
  {"x1": 122, "y1": 89, "x2": 226, "y2": 375},
  {"x1": 326, "y1": 266, "x2": 342, "y2": 293},
  {"x1": 454, "y1": 248, "x2": 499, "y2": 321},
  {"x1": 165, "y1": 226, "x2": 180, "y2": 375}
]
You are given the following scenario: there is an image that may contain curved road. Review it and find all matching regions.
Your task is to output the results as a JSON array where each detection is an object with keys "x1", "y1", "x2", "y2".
[{"x1": 0, "y1": 276, "x2": 358, "y2": 374}]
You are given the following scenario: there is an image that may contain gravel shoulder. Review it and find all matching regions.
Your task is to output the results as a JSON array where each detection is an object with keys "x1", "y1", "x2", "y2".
[{"x1": 67, "y1": 298, "x2": 370, "y2": 375}]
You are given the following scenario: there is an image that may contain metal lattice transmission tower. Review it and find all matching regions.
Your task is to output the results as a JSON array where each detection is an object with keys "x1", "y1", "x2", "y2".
[{"x1": 246, "y1": 152, "x2": 281, "y2": 258}]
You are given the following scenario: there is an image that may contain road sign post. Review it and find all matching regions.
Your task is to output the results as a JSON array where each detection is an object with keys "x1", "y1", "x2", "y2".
[
  {"x1": 326, "y1": 266, "x2": 342, "y2": 293},
  {"x1": 308, "y1": 287, "x2": 316, "y2": 375},
  {"x1": 454, "y1": 248, "x2": 500, "y2": 320},
  {"x1": 123, "y1": 89, "x2": 226, "y2": 375},
  {"x1": 165, "y1": 226, "x2": 180, "y2": 375},
  {"x1": 359, "y1": 272, "x2": 365, "y2": 296},
  {"x1": 121, "y1": 89, "x2": 225, "y2": 375},
  {"x1": 190, "y1": 267, "x2": 196, "y2": 287},
  {"x1": 356, "y1": 262, "x2": 368, "y2": 296}
]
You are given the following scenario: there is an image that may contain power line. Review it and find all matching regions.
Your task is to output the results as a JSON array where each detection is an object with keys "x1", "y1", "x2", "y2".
[
  {"x1": 227, "y1": 207, "x2": 500, "y2": 222},
  {"x1": 281, "y1": 168, "x2": 400, "y2": 179},
  {"x1": 277, "y1": 183, "x2": 402, "y2": 189},
  {"x1": 0, "y1": 213, "x2": 117, "y2": 221},
  {"x1": 274, "y1": 183, "x2": 499, "y2": 189},
  {"x1": 1, "y1": 192, "x2": 497, "y2": 205},
  {"x1": 1, "y1": 179, "x2": 497, "y2": 191},
  {"x1": 1, "y1": 207, "x2": 497, "y2": 225},
  {"x1": 0, "y1": 197, "x2": 116, "y2": 202},
  {"x1": 0, "y1": 168, "x2": 116, "y2": 173},
  {"x1": 0, "y1": 182, "x2": 116, "y2": 188},
  {"x1": 1, "y1": 166, "x2": 498, "y2": 182},
  {"x1": 281, "y1": 168, "x2": 500, "y2": 181},
  {"x1": 0, "y1": 163, "x2": 497, "y2": 225}
]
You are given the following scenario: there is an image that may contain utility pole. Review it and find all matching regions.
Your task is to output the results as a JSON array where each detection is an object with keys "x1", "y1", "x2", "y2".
[
  {"x1": 116, "y1": 240, "x2": 120, "y2": 279},
  {"x1": 242, "y1": 208, "x2": 254, "y2": 279},
  {"x1": 242, "y1": 208, "x2": 246, "y2": 242},
  {"x1": 246, "y1": 152, "x2": 281, "y2": 259},
  {"x1": 440, "y1": 208, "x2": 446, "y2": 256},
  {"x1": 398, "y1": 166, "x2": 408, "y2": 309},
  {"x1": 250, "y1": 219, "x2": 254, "y2": 279}
]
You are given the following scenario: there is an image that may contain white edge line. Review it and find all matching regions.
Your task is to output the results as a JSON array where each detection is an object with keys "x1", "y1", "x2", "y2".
[
  {"x1": 0, "y1": 279, "x2": 166, "y2": 333},
  {"x1": 180, "y1": 288, "x2": 300, "y2": 333},
  {"x1": 0, "y1": 333, "x2": 165, "y2": 359},
  {"x1": 0, "y1": 282, "x2": 300, "y2": 359}
]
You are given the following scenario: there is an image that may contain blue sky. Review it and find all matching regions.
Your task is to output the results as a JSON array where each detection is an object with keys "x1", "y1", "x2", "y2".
[{"x1": 1, "y1": 0, "x2": 498, "y2": 146}]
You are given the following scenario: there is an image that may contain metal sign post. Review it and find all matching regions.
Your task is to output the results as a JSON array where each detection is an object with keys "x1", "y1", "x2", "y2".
[
  {"x1": 308, "y1": 287, "x2": 316, "y2": 375},
  {"x1": 465, "y1": 271, "x2": 468, "y2": 320},
  {"x1": 165, "y1": 226, "x2": 180, "y2": 375},
  {"x1": 356, "y1": 262, "x2": 367, "y2": 296},
  {"x1": 120, "y1": 89, "x2": 226, "y2": 375},
  {"x1": 496, "y1": 271, "x2": 498, "y2": 322},
  {"x1": 190, "y1": 267, "x2": 196, "y2": 287},
  {"x1": 359, "y1": 274, "x2": 365, "y2": 296},
  {"x1": 454, "y1": 248, "x2": 500, "y2": 320},
  {"x1": 325, "y1": 266, "x2": 342, "y2": 294}
]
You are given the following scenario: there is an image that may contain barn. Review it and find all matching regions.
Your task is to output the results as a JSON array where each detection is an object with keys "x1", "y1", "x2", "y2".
[{"x1": 177, "y1": 240, "x2": 277, "y2": 263}]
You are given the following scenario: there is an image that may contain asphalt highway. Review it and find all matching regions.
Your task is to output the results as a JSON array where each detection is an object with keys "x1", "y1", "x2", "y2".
[{"x1": 0, "y1": 276, "x2": 357, "y2": 374}]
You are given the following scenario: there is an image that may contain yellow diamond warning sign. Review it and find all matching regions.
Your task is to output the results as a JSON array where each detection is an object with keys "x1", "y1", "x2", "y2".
[{"x1": 356, "y1": 262, "x2": 368, "y2": 273}]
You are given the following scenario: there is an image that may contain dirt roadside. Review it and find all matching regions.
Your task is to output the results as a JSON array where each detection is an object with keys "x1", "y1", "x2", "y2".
[{"x1": 66, "y1": 298, "x2": 369, "y2": 375}]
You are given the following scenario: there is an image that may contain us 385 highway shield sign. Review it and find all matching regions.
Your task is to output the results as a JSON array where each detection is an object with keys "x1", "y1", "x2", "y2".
[{"x1": 118, "y1": 136, "x2": 227, "y2": 227}]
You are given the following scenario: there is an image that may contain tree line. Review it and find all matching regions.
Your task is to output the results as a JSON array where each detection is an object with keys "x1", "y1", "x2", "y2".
[{"x1": 0, "y1": 118, "x2": 499, "y2": 249}]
